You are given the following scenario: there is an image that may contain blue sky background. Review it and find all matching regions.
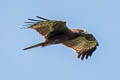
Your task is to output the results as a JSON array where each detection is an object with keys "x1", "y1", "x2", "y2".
[{"x1": 0, "y1": 0, "x2": 120, "y2": 80}]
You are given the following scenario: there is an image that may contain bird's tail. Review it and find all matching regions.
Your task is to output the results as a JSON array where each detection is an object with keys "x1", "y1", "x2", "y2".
[{"x1": 23, "y1": 41, "x2": 50, "y2": 50}]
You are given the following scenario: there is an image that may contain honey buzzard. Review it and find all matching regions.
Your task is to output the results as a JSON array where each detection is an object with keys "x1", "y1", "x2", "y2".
[{"x1": 23, "y1": 16, "x2": 99, "y2": 60}]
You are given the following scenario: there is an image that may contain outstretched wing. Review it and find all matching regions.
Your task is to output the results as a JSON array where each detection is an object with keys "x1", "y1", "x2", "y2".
[
  {"x1": 62, "y1": 34, "x2": 99, "y2": 60},
  {"x1": 25, "y1": 16, "x2": 71, "y2": 39}
]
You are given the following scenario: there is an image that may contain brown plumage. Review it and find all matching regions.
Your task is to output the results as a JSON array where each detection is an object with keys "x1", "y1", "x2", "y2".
[{"x1": 23, "y1": 16, "x2": 99, "y2": 60}]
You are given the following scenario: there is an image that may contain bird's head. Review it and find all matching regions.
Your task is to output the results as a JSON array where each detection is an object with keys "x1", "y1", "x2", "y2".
[{"x1": 72, "y1": 29, "x2": 88, "y2": 35}]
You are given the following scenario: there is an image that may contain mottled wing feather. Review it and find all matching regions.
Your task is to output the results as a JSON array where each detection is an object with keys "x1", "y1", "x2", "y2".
[
  {"x1": 27, "y1": 20, "x2": 71, "y2": 39},
  {"x1": 28, "y1": 21, "x2": 58, "y2": 39},
  {"x1": 62, "y1": 35, "x2": 98, "y2": 60}
]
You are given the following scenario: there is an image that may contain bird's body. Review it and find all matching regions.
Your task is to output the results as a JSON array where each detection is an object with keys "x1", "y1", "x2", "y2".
[{"x1": 23, "y1": 16, "x2": 99, "y2": 60}]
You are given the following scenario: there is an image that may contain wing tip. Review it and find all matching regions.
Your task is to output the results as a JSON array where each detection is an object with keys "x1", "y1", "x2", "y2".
[
  {"x1": 36, "y1": 16, "x2": 50, "y2": 21},
  {"x1": 77, "y1": 46, "x2": 97, "y2": 60},
  {"x1": 23, "y1": 16, "x2": 48, "y2": 29}
]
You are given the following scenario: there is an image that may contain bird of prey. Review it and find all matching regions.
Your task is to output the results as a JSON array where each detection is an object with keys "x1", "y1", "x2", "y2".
[{"x1": 23, "y1": 16, "x2": 99, "y2": 60}]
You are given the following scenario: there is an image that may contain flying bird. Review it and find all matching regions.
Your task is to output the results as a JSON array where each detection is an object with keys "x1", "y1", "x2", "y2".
[{"x1": 23, "y1": 16, "x2": 99, "y2": 60}]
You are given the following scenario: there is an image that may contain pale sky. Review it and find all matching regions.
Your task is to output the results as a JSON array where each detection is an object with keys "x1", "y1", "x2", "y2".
[{"x1": 0, "y1": 0, "x2": 120, "y2": 80}]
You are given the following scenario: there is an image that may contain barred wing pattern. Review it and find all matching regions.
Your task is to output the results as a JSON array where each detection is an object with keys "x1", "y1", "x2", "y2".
[
  {"x1": 28, "y1": 20, "x2": 60, "y2": 39},
  {"x1": 62, "y1": 35, "x2": 98, "y2": 60}
]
